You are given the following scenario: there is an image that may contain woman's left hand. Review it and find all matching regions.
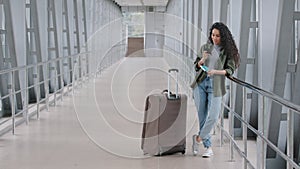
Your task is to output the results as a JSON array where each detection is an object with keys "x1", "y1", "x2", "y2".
[{"x1": 207, "y1": 69, "x2": 216, "y2": 76}]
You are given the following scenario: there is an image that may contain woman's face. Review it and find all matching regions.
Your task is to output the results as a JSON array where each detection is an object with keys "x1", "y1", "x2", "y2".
[{"x1": 211, "y1": 28, "x2": 221, "y2": 45}]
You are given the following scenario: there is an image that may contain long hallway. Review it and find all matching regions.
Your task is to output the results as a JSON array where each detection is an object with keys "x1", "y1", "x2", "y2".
[
  {"x1": 1, "y1": 0, "x2": 300, "y2": 168},
  {"x1": 0, "y1": 57, "x2": 246, "y2": 169}
]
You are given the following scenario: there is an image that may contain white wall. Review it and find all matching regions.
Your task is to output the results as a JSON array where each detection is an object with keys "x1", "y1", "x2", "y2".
[
  {"x1": 258, "y1": 0, "x2": 280, "y2": 91},
  {"x1": 145, "y1": 11, "x2": 165, "y2": 57},
  {"x1": 36, "y1": 0, "x2": 48, "y2": 62},
  {"x1": 86, "y1": 0, "x2": 124, "y2": 74},
  {"x1": 11, "y1": 0, "x2": 26, "y2": 66}
]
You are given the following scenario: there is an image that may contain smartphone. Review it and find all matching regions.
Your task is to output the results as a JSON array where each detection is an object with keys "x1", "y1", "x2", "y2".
[{"x1": 200, "y1": 65, "x2": 209, "y2": 72}]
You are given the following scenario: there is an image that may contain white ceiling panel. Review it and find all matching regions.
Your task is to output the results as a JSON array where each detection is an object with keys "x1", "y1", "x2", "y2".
[
  {"x1": 113, "y1": 0, "x2": 169, "y2": 6},
  {"x1": 143, "y1": 0, "x2": 168, "y2": 6}
]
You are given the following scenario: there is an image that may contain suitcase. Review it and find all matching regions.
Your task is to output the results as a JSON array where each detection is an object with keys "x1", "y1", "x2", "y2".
[{"x1": 141, "y1": 69, "x2": 187, "y2": 156}]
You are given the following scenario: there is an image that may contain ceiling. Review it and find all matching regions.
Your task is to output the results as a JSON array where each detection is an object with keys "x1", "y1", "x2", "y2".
[{"x1": 112, "y1": 0, "x2": 169, "y2": 6}]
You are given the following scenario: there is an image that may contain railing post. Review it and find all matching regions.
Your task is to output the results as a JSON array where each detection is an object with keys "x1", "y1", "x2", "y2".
[
  {"x1": 242, "y1": 87, "x2": 248, "y2": 169},
  {"x1": 67, "y1": 58, "x2": 70, "y2": 94},
  {"x1": 67, "y1": 56, "x2": 73, "y2": 95},
  {"x1": 257, "y1": 96, "x2": 266, "y2": 169},
  {"x1": 80, "y1": 54, "x2": 84, "y2": 84},
  {"x1": 220, "y1": 96, "x2": 225, "y2": 147},
  {"x1": 71, "y1": 55, "x2": 74, "y2": 91},
  {"x1": 36, "y1": 64, "x2": 40, "y2": 119},
  {"x1": 25, "y1": 67, "x2": 29, "y2": 124},
  {"x1": 287, "y1": 109, "x2": 294, "y2": 169},
  {"x1": 262, "y1": 97, "x2": 266, "y2": 169},
  {"x1": 45, "y1": 63, "x2": 50, "y2": 111},
  {"x1": 72, "y1": 56, "x2": 77, "y2": 94},
  {"x1": 54, "y1": 68, "x2": 57, "y2": 106},
  {"x1": 229, "y1": 80, "x2": 235, "y2": 161},
  {"x1": 60, "y1": 60, "x2": 64, "y2": 101},
  {"x1": 110, "y1": 48, "x2": 112, "y2": 67},
  {"x1": 10, "y1": 71, "x2": 15, "y2": 135}
]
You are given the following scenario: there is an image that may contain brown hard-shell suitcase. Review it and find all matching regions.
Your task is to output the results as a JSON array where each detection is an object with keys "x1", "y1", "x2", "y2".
[{"x1": 141, "y1": 69, "x2": 187, "y2": 156}]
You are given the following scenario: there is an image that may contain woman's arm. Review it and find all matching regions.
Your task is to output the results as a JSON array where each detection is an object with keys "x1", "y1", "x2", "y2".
[
  {"x1": 207, "y1": 69, "x2": 226, "y2": 76},
  {"x1": 194, "y1": 47, "x2": 205, "y2": 71},
  {"x1": 195, "y1": 43, "x2": 215, "y2": 72},
  {"x1": 207, "y1": 55, "x2": 236, "y2": 76},
  {"x1": 197, "y1": 51, "x2": 210, "y2": 67}
]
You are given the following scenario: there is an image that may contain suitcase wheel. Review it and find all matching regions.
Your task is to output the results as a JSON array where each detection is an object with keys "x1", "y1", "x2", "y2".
[{"x1": 181, "y1": 150, "x2": 185, "y2": 155}]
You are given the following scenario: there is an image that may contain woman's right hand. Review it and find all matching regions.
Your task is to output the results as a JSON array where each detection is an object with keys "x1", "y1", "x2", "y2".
[{"x1": 198, "y1": 51, "x2": 210, "y2": 67}]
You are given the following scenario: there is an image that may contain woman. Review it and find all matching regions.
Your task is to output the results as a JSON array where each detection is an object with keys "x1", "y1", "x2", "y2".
[{"x1": 191, "y1": 22, "x2": 240, "y2": 157}]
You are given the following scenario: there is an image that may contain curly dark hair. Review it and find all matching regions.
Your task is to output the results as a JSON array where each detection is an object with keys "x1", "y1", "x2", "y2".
[{"x1": 208, "y1": 22, "x2": 240, "y2": 67}]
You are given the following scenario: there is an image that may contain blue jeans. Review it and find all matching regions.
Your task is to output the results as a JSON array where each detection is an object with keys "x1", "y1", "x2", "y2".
[{"x1": 193, "y1": 77, "x2": 222, "y2": 148}]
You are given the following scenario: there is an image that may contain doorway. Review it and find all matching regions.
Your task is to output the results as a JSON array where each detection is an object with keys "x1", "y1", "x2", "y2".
[{"x1": 123, "y1": 12, "x2": 145, "y2": 57}]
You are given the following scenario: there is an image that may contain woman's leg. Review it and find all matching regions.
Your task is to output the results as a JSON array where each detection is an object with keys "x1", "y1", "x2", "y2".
[
  {"x1": 199, "y1": 95, "x2": 222, "y2": 148},
  {"x1": 193, "y1": 81, "x2": 208, "y2": 134},
  {"x1": 192, "y1": 81, "x2": 208, "y2": 155}
]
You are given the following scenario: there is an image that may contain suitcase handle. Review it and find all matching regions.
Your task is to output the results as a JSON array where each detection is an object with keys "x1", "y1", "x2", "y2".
[
  {"x1": 168, "y1": 69, "x2": 178, "y2": 73},
  {"x1": 162, "y1": 89, "x2": 177, "y2": 98},
  {"x1": 167, "y1": 69, "x2": 179, "y2": 99}
]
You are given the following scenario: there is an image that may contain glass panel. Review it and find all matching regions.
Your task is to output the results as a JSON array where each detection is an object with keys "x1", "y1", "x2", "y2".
[
  {"x1": 295, "y1": 20, "x2": 298, "y2": 63},
  {"x1": 0, "y1": 93, "x2": 2, "y2": 112},
  {"x1": 123, "y1": 12, "x2": 144, "y2": 37}
]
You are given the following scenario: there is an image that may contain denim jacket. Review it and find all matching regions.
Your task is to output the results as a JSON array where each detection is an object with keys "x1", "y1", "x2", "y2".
[{"x1": 191, "y1": 43, "x2": 236, "y2": 97}]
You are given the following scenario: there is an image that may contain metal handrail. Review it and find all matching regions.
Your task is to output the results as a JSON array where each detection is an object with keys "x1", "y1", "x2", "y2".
[
  {"x1": 0, "y1": 53, "x2": 84, "y2": 133},
  {"x1": 0, "y1": 53, "x2": 86, "y2": 111},
  {"x1": 224, "y1": 75, "x2": 300, "y2": 169},
  {"x1": 96, "y1": 42, "x2": 127, "y2": 74},
  {"x1": 227, "y1": 75, "x2": 300, "y2": 114},
  {"x1": 0, "y1": 52, "x2": 90, "y2": 75},
  {"x1": 0, "y1": 43, "x2": 124, "y2": 136}
]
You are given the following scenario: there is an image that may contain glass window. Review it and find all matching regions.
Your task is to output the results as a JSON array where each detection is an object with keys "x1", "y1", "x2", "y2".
[{"x1": 123, "y1": 12, "x2": 144, "y2": 37}]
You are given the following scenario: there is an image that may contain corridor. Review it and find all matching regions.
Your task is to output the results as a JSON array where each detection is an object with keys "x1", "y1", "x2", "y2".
[{"x1": 0, "y1": 57, "x2": 250, "y2": 169}]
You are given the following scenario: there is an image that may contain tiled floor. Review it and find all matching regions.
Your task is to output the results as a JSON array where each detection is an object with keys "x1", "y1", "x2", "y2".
[{"x1": 0, "y1": 57, "x2": 254, "y2": 169}]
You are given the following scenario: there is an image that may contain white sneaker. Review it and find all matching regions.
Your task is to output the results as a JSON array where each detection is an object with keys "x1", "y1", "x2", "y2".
[
  {"x1": 202, "y1": 147, "x2": 214, "y2": 158},
  {"x1": 192, "y1": 135, "x2": 200, "y2": 156}
]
